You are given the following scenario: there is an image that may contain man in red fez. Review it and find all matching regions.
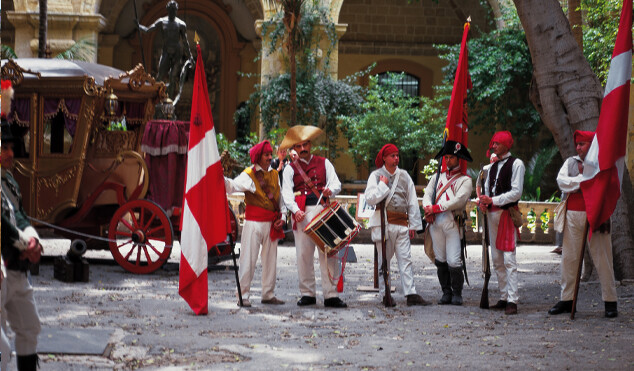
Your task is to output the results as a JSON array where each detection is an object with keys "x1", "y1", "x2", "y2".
[
  {"x1": 280, "y1": 126, "x2": 347, "y2": 308},
  {"x1": 477, "y1": 131, "x2": 525, "y2": 315},
  {"x1": 423, "y1": 140, "x2": 473, "y2": 306},
  {"x1": 224, "y1": 140, "x2": 286, "y2": 307},
  {"x1": 364, "y1": 144, "x2": 428, "y2": 307},
  {"x1": 548, "y1": 130, "x2": 618, "y2": 318}
]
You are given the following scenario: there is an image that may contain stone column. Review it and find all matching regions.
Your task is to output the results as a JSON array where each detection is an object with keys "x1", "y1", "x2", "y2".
[
  {"x1": 6, "y1": 1, "x2": 105, "y2": 61},
  {"x1": 254, "y1": 0, "x2": 347, "y2": 138}
]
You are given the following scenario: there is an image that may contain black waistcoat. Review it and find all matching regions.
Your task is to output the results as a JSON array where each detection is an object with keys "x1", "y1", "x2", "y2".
[{"x1": 488, "y1": 156, "x2": 518, "y2": 209}]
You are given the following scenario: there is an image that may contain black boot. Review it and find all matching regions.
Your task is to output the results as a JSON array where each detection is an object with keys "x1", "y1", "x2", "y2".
[
  {"x1": 17, "y1": 354, "x2": 39, "y2": 371},
  {"x1": 435, "y1": 260, "x2": 452, "y2": 305},
  {"x1": 548, "y1": 300, "x2": 573, "y2": 315},
  {"x1": 448, "y1": 266, "x2": 464, "y2": 306},
  {"x1": 605, "y1": 301, "x2": 618, "y2": 318}
]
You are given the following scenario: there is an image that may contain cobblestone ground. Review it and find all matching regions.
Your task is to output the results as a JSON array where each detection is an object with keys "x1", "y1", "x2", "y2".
[{"x1": 3, "y1": 239, "x2": 633, "y2": 370}]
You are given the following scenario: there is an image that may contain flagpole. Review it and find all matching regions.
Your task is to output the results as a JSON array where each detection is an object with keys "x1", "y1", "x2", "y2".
[{"x1": 228, "y1": 232, "x2": 244, "y2": 307}]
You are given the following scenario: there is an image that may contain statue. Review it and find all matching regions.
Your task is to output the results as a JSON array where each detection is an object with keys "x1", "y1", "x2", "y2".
[{"x1": 138, "y1": 0, "x2": 194, "y2": 103}]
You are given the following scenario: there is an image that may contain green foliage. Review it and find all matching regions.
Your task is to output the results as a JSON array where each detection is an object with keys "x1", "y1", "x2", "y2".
[
  {"x1": 54, "y1": 38, "x2": 96, "y2": 62},
  {"x1": 522, "y1": 145, "x2": 560, "y2": 201},
  {"x1": 580, "y1": 0, "x2": 621, "y2": 86},
  {"x1": 434, "y1": 12, "x2": 541, "y2": 138},
  {"x1": 216, "y1": 132, "x2": 259, "y2": 178},
  {"x1": 1, "y1": 45, "x2": 17, "y2": 59},
  {"x1": 338, "y1": 74, "x2": 444, "y2": 173},
  {"x1": 421, "y1": 158, "x2": 440, "y2": 182},
  {"x1": 236, "y1": 2, "x2": 364, "y2": 159}
]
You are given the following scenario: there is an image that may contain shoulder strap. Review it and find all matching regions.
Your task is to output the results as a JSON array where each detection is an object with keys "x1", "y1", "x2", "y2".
[
  {"x1": 435, "y1": 173, "x2": 463, "y2": 204},
  {"x1": 385, "y1": 169, "x2": 401, "y2": 207},
  {"x1": 292, "y1": 159, "x2": 326, "y2": 205}
]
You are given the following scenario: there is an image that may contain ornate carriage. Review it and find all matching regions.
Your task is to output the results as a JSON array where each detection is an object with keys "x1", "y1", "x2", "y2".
[{"x1": 1, "y1": 58, "x2": 177, "y2": 274}]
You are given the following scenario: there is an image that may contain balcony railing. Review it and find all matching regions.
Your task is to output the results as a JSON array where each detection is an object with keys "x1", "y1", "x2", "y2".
[{"x1": 226, "y1": 193, "x2": 559, "y2": 244}]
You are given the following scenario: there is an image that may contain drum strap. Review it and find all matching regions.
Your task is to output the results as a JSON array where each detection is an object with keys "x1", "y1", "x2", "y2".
[{"x1": 292, "y1": 160, "x2": 327, "y2": 206}]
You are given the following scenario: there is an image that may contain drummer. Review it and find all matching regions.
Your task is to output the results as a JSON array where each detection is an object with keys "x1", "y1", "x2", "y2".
[
  {"x1": 280, "y1": 125, "x2": 347, "y2": 308},
  {"x1": 364, "y1": 144, "x2": 429, "y2": 306}
]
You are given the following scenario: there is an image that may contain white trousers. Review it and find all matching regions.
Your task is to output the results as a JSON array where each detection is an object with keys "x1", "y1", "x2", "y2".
[
  {"x1": 1, "y1": 270, "x2": 41, "y2": 371},
  {"x1": 487, "y1": 210, "x2": 519, "y2": 304},
  {"x1": 371, "y1": 224, "x2": 417, "y2": 297},
  {"x1": 238, "y1": 220, "x2": 279, "y2": 301},
  {"x1": 1, "y1": 328, "x2": 10, "y2": 371},
  {"x1": 560, "y1": 210, "x2": 617, "y2": 302},
  {"x1": 429, "y1": 211, "x2": 462, "y2": 268},
  {"x1": 293, "y1": 205, "x2": 339, "y2": 299}
]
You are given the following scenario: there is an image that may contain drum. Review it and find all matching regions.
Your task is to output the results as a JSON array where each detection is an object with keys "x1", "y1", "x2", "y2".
[{"x1": 304, "y1": 201, "x2": 360, "y2": 257}]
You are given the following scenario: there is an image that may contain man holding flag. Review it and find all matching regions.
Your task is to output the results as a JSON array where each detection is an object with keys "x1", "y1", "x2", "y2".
[
  {"x1": 422, "y1": 18, "x2": 474, "y2": 307},
  {"x1": 179, "y1": 38, "x2": 232, "y2": 315},
  {"x1": 549, "y1": 0, "x2": 631, "y2": 318}
]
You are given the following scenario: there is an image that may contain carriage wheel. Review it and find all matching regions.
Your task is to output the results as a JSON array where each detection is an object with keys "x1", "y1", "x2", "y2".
[{"x1": 109, "y1": 199, "x2": 173, "y2": 274}]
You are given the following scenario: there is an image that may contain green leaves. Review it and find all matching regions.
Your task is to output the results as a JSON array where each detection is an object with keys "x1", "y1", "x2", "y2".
[{"x1": 338, "y1": 73, "x2": 444, "y2": 173}]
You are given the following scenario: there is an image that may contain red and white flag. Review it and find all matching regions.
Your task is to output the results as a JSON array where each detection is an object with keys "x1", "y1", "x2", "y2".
[
  {"x1": 179, "y1": 43, "x2": 232, "y2": 315},
  {"x1": 443, "y1": 20, "x2": 472, "y2": 175},
  {"x1": 580, "y1": 0, "x2": 632, "y2": 235}
]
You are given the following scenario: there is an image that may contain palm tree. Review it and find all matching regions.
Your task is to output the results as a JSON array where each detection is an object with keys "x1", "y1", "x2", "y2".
[{"x1": 263, "y1": 0, "x2": 307, "y2": 126}]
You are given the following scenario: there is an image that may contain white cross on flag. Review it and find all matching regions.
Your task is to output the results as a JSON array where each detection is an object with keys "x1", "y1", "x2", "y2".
[
  {"x1": 580, "y1": 0, "x2": 632, "y2": 236},
  {"x1": 179, "y1": 43, "x2": 232, "y2": 315}
]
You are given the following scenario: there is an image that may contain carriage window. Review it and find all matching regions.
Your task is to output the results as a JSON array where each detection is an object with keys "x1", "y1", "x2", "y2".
[{"x1": 43, "y1": 111, "x2": 73, "y2": 154}]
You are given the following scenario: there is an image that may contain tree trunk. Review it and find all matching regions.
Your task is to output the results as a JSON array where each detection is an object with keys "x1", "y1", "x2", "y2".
[
  {"x1": 514, "y1": 0, "x2": 634, "y2": 279},
  {"x1": 567, "y1": 0, "x2": 583, "y2": 49},
  {"x1": 290, "y1": 42, "x2": 297, "y2": 126},
  {"x1": 38, "y1": 0, "x2": 47, "y2": 58}
]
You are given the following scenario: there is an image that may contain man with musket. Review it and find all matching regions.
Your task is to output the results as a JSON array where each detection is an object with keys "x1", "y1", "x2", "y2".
[
  {"x1": 225, "y1": 140, "x2": 286, "y2": 307},
  {"x1": 280, "y1": 126, "x2": 347, "y2": 308},
  {"x1": 477, "y1": 131, "x2": 525, "y2": 315},
  {"x1": 548, "y1": 130, "x2": 618, "y2": 318},
  {"x1": 423, "y1": 141, "x2": 473, "y2": 306},
  {"x1": 365, "y1": 144, "x2": 429, "y2": 307},
  {"x1": 1, "y1": 80, "x2": 42, "y2": 371}
]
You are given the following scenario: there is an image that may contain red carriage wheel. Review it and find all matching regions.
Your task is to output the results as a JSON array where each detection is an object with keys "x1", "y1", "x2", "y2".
[{"x1": 109, "y1": 199, "x2": 173, "y2": 274}]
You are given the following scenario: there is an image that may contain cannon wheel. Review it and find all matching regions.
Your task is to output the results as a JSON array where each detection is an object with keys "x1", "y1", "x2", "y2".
[{"x1": 108, "y1": 199, "x2": 173, "y2": 274}]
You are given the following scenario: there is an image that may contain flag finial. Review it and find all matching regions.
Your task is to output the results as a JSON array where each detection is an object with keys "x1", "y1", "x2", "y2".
[
  {"x1": 467, "y1": 16, "x2": 471, "y2": 23},
  {"x1": 194, "y1": 31, "x2": 200, "y2": 45}
]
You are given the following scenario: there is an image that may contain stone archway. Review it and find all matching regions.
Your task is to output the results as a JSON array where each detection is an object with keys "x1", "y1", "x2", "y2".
[{"x1": 139, "y1": 0, "x2": 245, "y2": 138}]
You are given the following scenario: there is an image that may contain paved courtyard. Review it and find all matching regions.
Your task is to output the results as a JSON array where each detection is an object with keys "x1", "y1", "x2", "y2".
[{"x1": 4, "y1": 239, "x2": 633, "y2": 370}]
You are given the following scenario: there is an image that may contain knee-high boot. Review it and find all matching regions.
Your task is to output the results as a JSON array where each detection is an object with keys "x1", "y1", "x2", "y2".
[
  {"x1": 435, "y1": 259, "x2": 452, "y2": 305},
  {"x1": 449, "y1": 266, "x2": 464, "y2": 306}
]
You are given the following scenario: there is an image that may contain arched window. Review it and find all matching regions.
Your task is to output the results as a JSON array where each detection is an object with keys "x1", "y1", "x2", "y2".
[{"x1": 377, "y1": 71, "x2": 420, "y2": 97}]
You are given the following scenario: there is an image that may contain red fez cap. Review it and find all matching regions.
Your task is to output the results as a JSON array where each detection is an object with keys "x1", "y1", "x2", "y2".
[
  {"x1": 573, "y1": 130, "x2": 594, "y2": 144},
  {"x1": 375, "y1": 143, "x2": 399, "y2": 168},
  {"x1": 487, "y1": 131, "x2": 514, "y2": 156},
  {"x1": 249, "y1": 140, "x2": 273, "y2": 165}
]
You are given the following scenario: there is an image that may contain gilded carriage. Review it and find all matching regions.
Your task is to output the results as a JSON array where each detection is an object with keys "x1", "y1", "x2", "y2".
[{"x1": 1, "y1": 58, "x2": 177, "y2": 274}]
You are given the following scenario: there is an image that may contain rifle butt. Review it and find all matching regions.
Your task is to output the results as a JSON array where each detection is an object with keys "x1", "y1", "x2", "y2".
[{"x1": 479, "y1": 276, "x2": 490, "y2": 309}]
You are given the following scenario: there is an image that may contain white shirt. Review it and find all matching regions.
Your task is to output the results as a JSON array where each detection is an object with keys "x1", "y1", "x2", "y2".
[
  {"x1": 225, "y1": 164, "x2": 286, "y2": 214},
  {"x1": 483, "y1": 152, "x2": 525, "y2": 206},
  {"x1": 281, "y1": 155, "x2": 341, "y2": 214},
  {"x1": 556, "y1": 156, "x2": 583, "y2": 194}
]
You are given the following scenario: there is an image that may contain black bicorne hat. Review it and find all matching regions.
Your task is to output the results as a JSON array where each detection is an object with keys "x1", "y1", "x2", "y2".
[{"x1": 433, "y1": 140, "x2": 473, "y2": 162}]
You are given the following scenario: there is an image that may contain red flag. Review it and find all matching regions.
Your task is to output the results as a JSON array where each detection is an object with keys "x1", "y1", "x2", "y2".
[
  {"x1": 580, "y1": 0, "x2": 632, "y2": 235},
  {"x1": 179, "y1": 43, "x2": 232, "y2": 315},
  {"x1": 443, "y1": 21, "x2": 472, "y2": 175}
]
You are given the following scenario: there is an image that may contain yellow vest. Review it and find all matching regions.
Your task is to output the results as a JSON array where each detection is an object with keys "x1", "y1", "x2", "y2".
[{"x1": 244, "y1": 167, "x2": 280, "y2": 211}]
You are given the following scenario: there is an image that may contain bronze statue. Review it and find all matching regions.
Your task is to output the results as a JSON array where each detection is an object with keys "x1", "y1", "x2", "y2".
[{"x1": 138, "y1": 0, "x2": 194, "y2": 101}]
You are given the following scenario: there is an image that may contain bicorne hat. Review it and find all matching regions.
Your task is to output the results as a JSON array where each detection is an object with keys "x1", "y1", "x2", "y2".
[{"x1": 433, "y1": 140, "x2": 473, "y2": 162}]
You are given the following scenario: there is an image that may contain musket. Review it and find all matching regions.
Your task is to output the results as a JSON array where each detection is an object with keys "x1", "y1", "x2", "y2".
[
  {"x1": 459, "y1": 210, "x2": 470, "y2": 286},
  {"x1": 479, "y1": 167, "x2": 491, "y2": 309},
  {"x1": 379, "y1": 200, "x2": 394, "y2": 307},
  {"x1": 132, "y1": 0, "x2": 147, "y2": 70}
]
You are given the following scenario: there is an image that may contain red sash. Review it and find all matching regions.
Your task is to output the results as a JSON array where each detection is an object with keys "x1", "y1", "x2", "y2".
[
  {"x1": 245, "y1": 205, "x2": 285, "y2": 241},
  {"x1": 495, "y1": 209, "x2": 519, "y2": 252}
]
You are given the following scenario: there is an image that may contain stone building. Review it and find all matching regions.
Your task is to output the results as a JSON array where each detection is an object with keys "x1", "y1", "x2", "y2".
[{"x1": 2, "y1": 0, "x2": 631, "y2": 184}]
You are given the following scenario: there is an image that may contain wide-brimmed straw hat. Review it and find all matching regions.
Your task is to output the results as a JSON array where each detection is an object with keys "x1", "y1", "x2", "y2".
[{"x1": 279, "y1": 125, "x2": 324, "y2": 150}]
